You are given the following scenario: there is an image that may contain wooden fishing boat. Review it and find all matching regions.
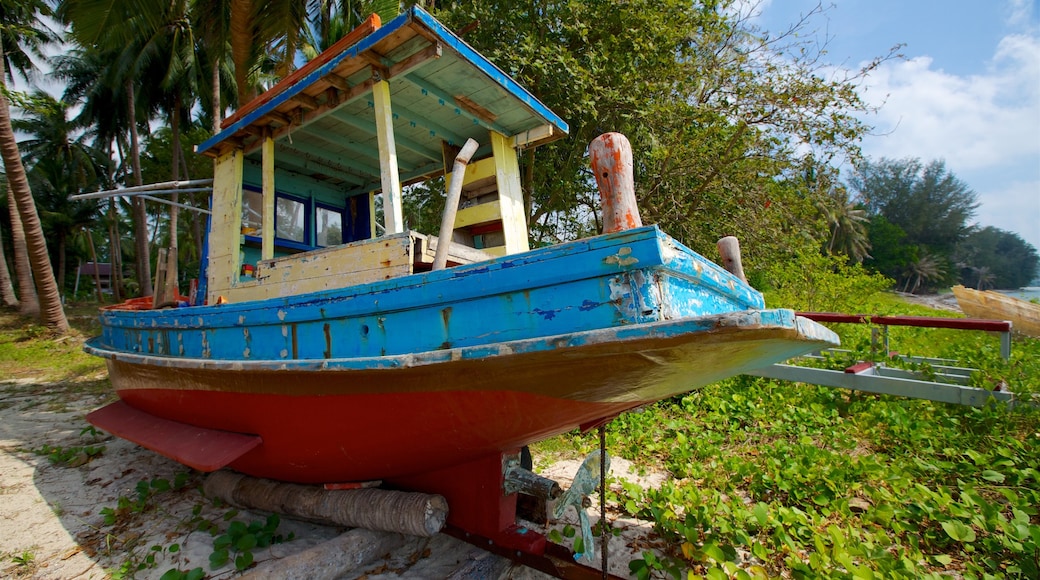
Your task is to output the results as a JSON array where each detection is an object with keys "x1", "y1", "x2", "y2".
[
  {"x1": 82, "y1": 6, "x2": 838, "y2": 551},
  {"x1": 952, "y1": 285, "x2": 1040, "y2": 337}
]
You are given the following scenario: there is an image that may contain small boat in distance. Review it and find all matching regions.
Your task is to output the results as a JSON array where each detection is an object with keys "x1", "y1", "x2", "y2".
[
  {"x1": 953, "y1": 285, "x2": 1040, "y2": 338},
  {"x1": 81, "y1": 6, "x2": 838, "y2": 549}
]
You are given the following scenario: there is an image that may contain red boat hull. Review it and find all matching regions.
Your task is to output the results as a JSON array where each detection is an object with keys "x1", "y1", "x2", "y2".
[
  {"x1": 114, "y1": 381, "x2": 635, "y2": 483},
  {"x1": 95, "y1": 312, "x2": 837, "y2": 483}
]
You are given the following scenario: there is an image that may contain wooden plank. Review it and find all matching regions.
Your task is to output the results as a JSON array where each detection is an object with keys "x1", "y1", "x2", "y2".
[
  {"x1": 227, "y1": 234, "x2": 417, "y2": 301},
  {"x1": 455, "y1": 201, "x2": 502, "y2": 229},
  {"x1": 87, "y1": 401, "x2": 262, "y2": 472},
  {"x1": 372, "y1": 80, "x2": 404, "y2": 234},
  {"x1": 417, "y1": 233, "x2": 494, "y2": 265}
]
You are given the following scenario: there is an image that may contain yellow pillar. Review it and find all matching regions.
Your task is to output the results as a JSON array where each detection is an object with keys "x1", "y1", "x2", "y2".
[
  {"x1": 372, "y1": 80, "x2": 403, "y2": 234},
  {"x1": 261, "y1": 135, "x2": 276, "y2": 260},
  {"x1": 490, "y1": 130, "x2": 529, "y2": 253},
  {"x1": 206, "y1": 149, "x2": 244, "y2": 303}
]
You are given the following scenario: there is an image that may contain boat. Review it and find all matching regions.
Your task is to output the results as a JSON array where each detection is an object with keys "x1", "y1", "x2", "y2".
[
  {"x1": 82, "y1": 6, "x2": 838, "y2": 549},
  {"x1": 952, "y1": 285, "x2": 1040, "y2": 338}
]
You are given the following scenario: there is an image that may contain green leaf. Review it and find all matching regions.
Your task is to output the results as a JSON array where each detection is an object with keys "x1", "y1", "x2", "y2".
[
  {"x1": 752, "y1": 502, "x2": 769, "y2": 527},
  {"x1": 980, "y1": 470, "x2": 1005, "y2": 483},
  {"x1": 236, "y1": 533, "x2": 258, "y2": 551},
  {"x1": 209, "y1": 549, "x2": 229, "y2": 569},
  {"x1": 234, "y1": 550, "x2": 254, "y2": 571},
  {"x1": 940, "y1": 521, "x2": 976, "y2": 543}
]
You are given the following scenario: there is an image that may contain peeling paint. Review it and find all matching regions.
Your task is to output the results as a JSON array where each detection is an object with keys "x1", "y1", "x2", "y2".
[
  {"x1": 323, "y1": 323, "x2": 332, "y2": 359},
  {"x1": 277, "y1": 310, "x2": 287, "y2": 321},
  {"x1": 604, "y1": 247, "x2": 639, "y2": 268},
  {"x1": 579, "y1": 300, "x2": 601, "y2": 311},
  {"x1": 533, "y1": 308, "x2": 558, "y2": 320}
]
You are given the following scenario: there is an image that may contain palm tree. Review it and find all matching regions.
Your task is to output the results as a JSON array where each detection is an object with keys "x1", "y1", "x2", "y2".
[
  {"x1": 0, "y1": 196, "x2": 17, "y2": 307},
  {"x1": 901, "y1": 250, "x2": 946, "y2": 294},
  {"x1": 15, "y1": 92, "x2": 107, "y2": 297},
  {"x1": 53, "y1": 47, "x2": 131, "y2": 300},
  {"x1": 5, "y1": 180, "x2": 38, "y2": 314},
  {"x1": 60, "y1": 0, "x2": 206, "y2": 298},
  {"x1": 813, "y1": 181, "x2": 871, "y2": 263},
  {"x1": 0, "y1": 3, "x2": 67, "y2": 331}
]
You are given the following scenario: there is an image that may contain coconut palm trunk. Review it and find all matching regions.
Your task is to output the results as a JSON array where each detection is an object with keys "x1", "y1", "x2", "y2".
[
  {"x1": 0, "y1": 219, "x2": 17, "y2": 307},
  {"x1": 6, "y1": 183, "x2": 38, "y2": 315},
  {"x1": 0, "y1": 47, "x2": 68, "y2": 332},
  {"x1": 126, "y1": 78, "x2": 152, "y2": 297}
]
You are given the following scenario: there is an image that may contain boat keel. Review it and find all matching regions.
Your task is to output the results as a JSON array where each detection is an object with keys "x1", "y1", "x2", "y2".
[{"x1": 86, "y1": 401, "x2": 262, "y2": 472}]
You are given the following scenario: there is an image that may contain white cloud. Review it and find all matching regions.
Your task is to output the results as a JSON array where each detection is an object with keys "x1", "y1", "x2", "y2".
[
  {"x1": 857, "y1": 33, "x2": 1040, "y2": 172},
  {"x1": 852, "y1": 28, "x2": 1040, "y2": 251},
  {"x1": 1004, "y1": 0, "x2": 1036, "y2": 29}
]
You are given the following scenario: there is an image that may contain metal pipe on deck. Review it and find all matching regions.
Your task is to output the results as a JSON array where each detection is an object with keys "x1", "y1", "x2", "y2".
[
  {"x1": 433, "y1": 138, "x2": 480, "y2": 270},
  {"x1": 70, "y1": 179, "x2": 214, "y2": 201}
]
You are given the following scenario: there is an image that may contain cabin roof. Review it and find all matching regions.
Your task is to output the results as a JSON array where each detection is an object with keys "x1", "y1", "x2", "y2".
[{"x1": 196, "y1": 6, "x2": 568, "y2": 193}]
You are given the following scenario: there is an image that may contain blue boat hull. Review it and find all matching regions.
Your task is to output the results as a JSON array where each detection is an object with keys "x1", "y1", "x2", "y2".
[{"x1": 85, "y1": 227, "x2": 839, "y2": 483}]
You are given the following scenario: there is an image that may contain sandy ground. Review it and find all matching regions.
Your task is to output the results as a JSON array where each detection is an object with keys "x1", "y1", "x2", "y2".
[
  {"x1": 0, "y1": 369, "x2": 671, "y2": 579},
  {"x1": 892, "y1": 290, "x2": 963, "y2": 313}
]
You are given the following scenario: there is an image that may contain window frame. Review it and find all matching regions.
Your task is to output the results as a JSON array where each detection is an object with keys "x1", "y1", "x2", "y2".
[{"x1": 314, "y1": 201, "x2": 347, "y2": 248}]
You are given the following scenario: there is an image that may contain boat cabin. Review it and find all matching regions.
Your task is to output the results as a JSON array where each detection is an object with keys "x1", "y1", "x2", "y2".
[{"x1": 195, "y1": 6, "x2": 569, "y2": 304}]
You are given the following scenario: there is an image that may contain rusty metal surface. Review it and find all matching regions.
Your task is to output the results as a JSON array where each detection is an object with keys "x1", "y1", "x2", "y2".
[{"x1": 444, "y1": 526, "x2": 627, "y2": 580}]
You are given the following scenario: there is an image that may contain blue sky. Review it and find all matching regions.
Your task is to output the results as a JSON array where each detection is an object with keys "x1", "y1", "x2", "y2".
[{"x1": 755, "y1": 0, "x2": 1040, "y2": 255}]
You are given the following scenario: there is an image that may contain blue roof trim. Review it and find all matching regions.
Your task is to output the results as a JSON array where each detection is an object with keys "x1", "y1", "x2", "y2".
[
  {"x1": 197, "y1": 11, "x2": 412, "y2": 155},
  {"x1": 407, "y1": 7, "x2": 569, "y2": 135},
  {"x1": 197, "y1": 6, "x2": 568, "y2": 156}
]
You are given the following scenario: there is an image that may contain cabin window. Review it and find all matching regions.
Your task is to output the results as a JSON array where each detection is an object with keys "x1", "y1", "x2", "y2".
[
  {"x1": 275, "y1": 194, "x2": 308, "y2": 244},
  {"x1": 241, "y1": 188, "x2": 263, "y2": 235},
  {"x1": 315, "y1": 204, "x2": 345, "y2": 247}
]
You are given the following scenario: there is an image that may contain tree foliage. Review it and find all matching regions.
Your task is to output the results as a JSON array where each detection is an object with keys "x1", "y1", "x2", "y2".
[
  {"x1": 431, "y1": 0, "x2": 894, "y2": 269},
  {"x1": 849, "y1": 157, "x2": 980, "y2": 292},
  {"x1": 850, "y1": 157, "x2": 978, "y2": 257},
  {"x1": 955, "y1": 226, "x2": 1039, "y2": 290}
]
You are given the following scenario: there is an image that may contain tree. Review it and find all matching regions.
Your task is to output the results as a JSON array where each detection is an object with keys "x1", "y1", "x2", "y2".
[
  {"x1": 849, "y1": 157, "x2": 978, "y2": 259},
  {"x1": 816, "y1": 184, "x2": 871, "y2": 263},
  {"x1": 955, "y1": 226, "x2": 1039, "y2": 290},
  {"x1": 863, "y1": 215, "x2": 917, "y2": 286},
  {"x1": 0, "y1": 201, "x2": 16, "y2": 307},
  {"x1": 5, "y1": 180, "x2": 37, "y2": 313},
  {"x1": 432, "y1": 0, "x2": 896, "y2": 268},
  {"x1": 0, "y1": 4, "x2": 67, "y2": 331},
  {"x1": 15, "y1": 92, "x2": 107, "y2": 296}
]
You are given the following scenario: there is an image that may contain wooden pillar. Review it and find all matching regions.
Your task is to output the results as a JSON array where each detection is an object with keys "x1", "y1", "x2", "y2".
[
  {"x1": 206, "y1": 149, "x2": 244, "y2": 303},
  {"x1": 261, "y1": 135, "x2": 276, "y2": 260},
  {"x1": 372, "y1": 80, "x2": 403, "y2": 235},
  {"x1": 490, "y1": 131, "x2": 529, "y2": 253}
]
